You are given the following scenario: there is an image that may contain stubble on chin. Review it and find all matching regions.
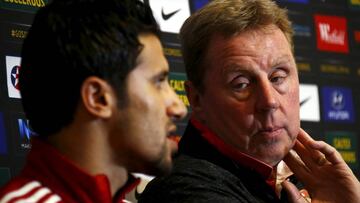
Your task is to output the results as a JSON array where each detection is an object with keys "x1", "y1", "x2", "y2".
[{"x1": 143, "y1": 141, "x2": 177, "y2": 176}]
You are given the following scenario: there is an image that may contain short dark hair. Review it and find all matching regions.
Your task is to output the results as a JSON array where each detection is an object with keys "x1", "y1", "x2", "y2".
[{"x1": 19, "y1": 0, "x2": 159, "y2": 136}]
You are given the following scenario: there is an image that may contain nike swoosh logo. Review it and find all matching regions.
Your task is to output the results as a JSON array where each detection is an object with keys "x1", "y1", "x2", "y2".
[
  {"x1": 134, "y1": 186, "x2": 141, "y2": 200},
  {"x1": 161, "y1": 8, "x2": 181, "y2": 20},
  {"x1": 300, "y1": 96, "x2": 311, "y2": 107}
]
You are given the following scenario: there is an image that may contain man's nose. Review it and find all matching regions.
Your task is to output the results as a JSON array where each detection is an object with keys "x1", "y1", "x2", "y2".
[
  {"x1": 167, "y1": 89, "x2": 187, "y2": 121},
  {"x1": 256, "y1": 80, "x2": 280, "y2": 112}
]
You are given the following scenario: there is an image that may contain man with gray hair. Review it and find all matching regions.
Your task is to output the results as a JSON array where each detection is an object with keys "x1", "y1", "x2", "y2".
[{"x1": 139, "y1": 0, "x2": 360, "y2": 202}]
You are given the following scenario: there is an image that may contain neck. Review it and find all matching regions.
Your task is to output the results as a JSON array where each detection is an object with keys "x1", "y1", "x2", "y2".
[{"x1": 46, "y1": 121, "x2": 128, "y2": 196}]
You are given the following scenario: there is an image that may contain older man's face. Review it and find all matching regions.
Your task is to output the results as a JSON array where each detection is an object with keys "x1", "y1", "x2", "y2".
[{"x1": 193, "y1": 25, "x2": 300, "y2": 166}]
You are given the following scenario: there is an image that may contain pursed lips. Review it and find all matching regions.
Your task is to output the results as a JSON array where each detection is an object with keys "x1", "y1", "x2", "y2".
[{"x1": 256, "y1": 126, "x2": 284, "y2": 137}]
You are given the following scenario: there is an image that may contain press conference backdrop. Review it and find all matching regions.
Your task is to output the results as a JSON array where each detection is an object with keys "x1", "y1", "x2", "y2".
[{"x1": 0, "y1": 0, "x2": 360, "y2": 186}]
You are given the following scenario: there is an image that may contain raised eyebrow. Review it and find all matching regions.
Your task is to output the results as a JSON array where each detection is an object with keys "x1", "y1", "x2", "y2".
[
  {"x1": 272, "y1": 55, "x2": 293, "y2": 67},
  {"x1": 222, "y1": 64, "x2": 253, "y2": 84},
  {"x1": 222, "y1": 64, "x2": 252, "y2": 76}
]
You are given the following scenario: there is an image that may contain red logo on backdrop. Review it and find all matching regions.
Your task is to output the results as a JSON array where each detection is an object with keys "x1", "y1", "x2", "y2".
[
  {"x1": 314, "y1": 15, "x2": 349, "y2": 53},
  {"x1": 355, "y1": 31, "x2": 360, "y2": 43}
]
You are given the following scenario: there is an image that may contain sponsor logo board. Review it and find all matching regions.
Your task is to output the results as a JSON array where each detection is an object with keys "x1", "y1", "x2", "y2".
[
  {"x1": 163, "y1": 42, "x2": 182, "y2": 59},
  {"x1": 293, "y1": 24, "x2": 311, "y2": 38},
  {"x1": 321, "y1": 87, "x2": 354, "y2": 122},
  {"x1": 326, "y1": 132, "x2": 358, "y2": 169},
  {"x1": 297, "y1": 62, "x2": 311, "y2": 72},
  {"x1": 288, "y1": 12, "x2": 314, "y2": 50},
  {"x1": 295, "y1": 55, "x2": 313, "y2": 73},
  {"x1": 147, "y1": 0, "x2": 190, "y2": 34},
  {"x1": 1, "y1": 22, "x2": 30, "y2": 44},
  {"x1": 169, "y1": 72, "x2": 190, "y2": 111},
  {"x1": 300, "y1": 84, "x2": 320, "y2": 122},
  {"x1": 0, "y1": 0, "x2": 48, "y2": 13},
  {"x1": 192, "y1": 0, "x2": 209, "y2": 11},
  {"x1": 351, "y1": 28, "x2": 360, "y2": 54},
  {"x1": 320, "y1": 63, "x2": 350, "y2": 75},
  {"x1": 15, "y1": 118, "x2": 36, "y2": 152},
  {"x1": 349, "y1": 0, "x2": 360, "y2": 8},
  {"x1": 314, "y1": 15, "x2": 349, "y2": 53},
  {"x1": 5, "y1": 56, "x2": 21, "y2": 99},
  {"x1": 355, "y1": 30, "x2": 360, "y2": 44}
]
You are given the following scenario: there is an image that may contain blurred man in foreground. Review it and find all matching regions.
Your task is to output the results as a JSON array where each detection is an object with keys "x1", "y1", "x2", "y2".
[{"x1": 0, "y1": 0, "x2": 186, "y2": 202}]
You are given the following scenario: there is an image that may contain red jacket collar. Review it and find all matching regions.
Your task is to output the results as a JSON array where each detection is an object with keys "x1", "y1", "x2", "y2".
[
  {"x1": 23, "y1": 138, "x2": 139, "y2": 203},
  {"x1": 190, "y1": 117, "x2": 274, "y2": 181}
]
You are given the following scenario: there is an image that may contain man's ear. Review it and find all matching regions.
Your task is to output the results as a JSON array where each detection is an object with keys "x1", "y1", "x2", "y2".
[
  {"x1": 185, "y1": 80, "x2": 202, "y2": 113},
  {"x1": 80, "y1": 76, "x2": 116, "y2": 119}
]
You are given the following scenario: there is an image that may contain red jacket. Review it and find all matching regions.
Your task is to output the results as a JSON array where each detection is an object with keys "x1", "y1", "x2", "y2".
[{"x1": 0, "y1": 138, "x2": 139, "y2": 203}]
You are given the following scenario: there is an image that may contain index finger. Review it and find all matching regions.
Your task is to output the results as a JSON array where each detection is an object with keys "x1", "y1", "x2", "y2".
[
  {"x1": 299, "y1": 128, "x2": 344, "y2": 165},
  {"x1": 309, "y1": 140, "x2": 344, "y2": 165},
  {"x1": 297, "y1": 128, "x2": 316, "y2": 147},
  {"x1": 297, "y1": 129, "x2": 326, "y2": 165}
]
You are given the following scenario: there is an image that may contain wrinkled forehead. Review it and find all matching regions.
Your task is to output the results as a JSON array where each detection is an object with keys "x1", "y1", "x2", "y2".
[{"x1": 203, "y1": 25, "x2": 293, "y2": 68}]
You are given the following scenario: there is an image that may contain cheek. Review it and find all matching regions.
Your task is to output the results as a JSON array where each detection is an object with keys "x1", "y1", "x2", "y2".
[
  {"x1": 285, "y1": 80, "x2": 299, "y2": 114},
  {"x1": 126, "y1": 96, "x2": 165, "y2": 144},
  {"x1": 131, "y1": 88, "x2": 164, "y2": 119},
  {"x1": 201, "y1": 95, "x2": 233, "y2": 124},
  {"x1": 205, "y1": 99, "x2": 253, "y2": 141},
  {"x1": 285, "y1": 86, "x2": 300, "y2": 138},
  {"x1": 126, "y1": 117, "x2": 167, "y2": 161}
]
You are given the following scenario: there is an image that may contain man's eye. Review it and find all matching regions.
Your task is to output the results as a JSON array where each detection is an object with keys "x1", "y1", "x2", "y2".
[
  {"x1": 233, "y1": 83, "x2": 249, "y2": 90},
  {"x1": 230, "y1": 76, "x2": 250, "y2": 91},
  {"x1": 155, "y1": 76, "x2": 168, "y2": 88},
  {"x1": 270, "y1": 76, "x2": 285, "y2": 84},
  {"x1": 270, "y1": 69, "x2": 287, "y2": 84}
]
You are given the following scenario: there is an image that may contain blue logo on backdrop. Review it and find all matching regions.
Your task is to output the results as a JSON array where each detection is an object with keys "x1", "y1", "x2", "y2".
[
  {"x1": 293, "y1": 24, "x2": 311, "y2": 37},
  {"x1": 193, "y1": 0, "x2": 209, "y2": 11},
  {"x1": 322, "y1": 87, "x2": 354, "y2": 122},
  {"x1": 18, "y1": 119, "x2": 35, "y2": 140},
  {"x1": 17, "y1": 119, "x2": 37, "y2": 150},
  {"x1": 0, "y1": 113, "x2": 8, "y2": 154}
]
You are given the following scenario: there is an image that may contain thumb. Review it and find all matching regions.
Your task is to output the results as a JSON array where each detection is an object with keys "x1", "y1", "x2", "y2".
[{"x1": 281, "y1": 180, "x2": 308, "y2": 203}]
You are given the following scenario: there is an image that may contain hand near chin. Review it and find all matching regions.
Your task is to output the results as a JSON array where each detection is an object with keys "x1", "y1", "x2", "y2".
[{"x1": 282, "y1": 128, "x2": 360, "y2": 203}]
